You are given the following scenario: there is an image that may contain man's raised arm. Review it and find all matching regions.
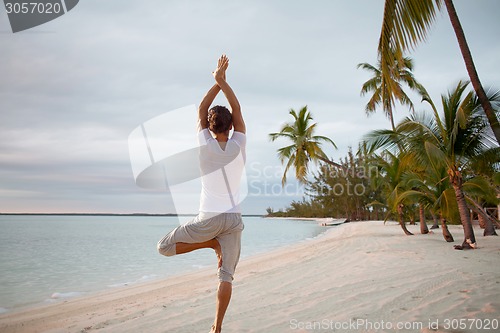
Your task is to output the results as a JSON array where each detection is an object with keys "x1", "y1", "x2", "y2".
[
  {"x1": 213, "y1": 55, "x2": 246, "y2": 134},
  {"x1": 198, "y1": 84, "x2": 220, "y2": 132}
]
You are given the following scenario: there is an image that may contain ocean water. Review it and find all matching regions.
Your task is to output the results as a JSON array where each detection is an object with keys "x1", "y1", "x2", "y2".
[{"x1": 0, "y1": 215, "x2": 326, "y2": 312}]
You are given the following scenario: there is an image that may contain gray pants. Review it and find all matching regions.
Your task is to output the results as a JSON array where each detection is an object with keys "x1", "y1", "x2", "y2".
[{"x1": 157, "y1": 212, "x2": 244, "y2": 283}]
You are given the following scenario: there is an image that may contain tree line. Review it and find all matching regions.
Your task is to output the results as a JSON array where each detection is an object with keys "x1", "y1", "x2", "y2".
[{"x1": 267, "y1": 0, "x2": 499, "y2": 249}]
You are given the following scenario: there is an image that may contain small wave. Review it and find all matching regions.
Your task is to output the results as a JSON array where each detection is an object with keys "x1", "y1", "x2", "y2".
[
  {"x1": 108, "y1": 282, "x2": 129, "y2": 288},
  {"x1": 108, "y1": 275, "x2": 159, "y2": 288},
  {"x1": 300, "y1": 231, "x2": 328, "y2": 243},
  {"x1": 50, "y1": 291, "x2": 84, "y2": 299},
  {"x1": 136, "y1": 274, "x2": 158, "y2": 283},
  {"x1": 0, "y1": 307, "x2": 9, "y2": 314}
]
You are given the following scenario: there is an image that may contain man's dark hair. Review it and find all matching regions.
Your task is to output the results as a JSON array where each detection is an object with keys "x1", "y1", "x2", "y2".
[{"x1": 208, "y1": 105, "x2": 232, "y2": 134}]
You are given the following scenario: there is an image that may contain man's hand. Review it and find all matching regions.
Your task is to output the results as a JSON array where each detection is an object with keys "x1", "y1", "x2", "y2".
[
  {"x1": 212, "y1": 54, "x2": 229, "y2": 83},
  {"x1": 211, "y1": 54, "x2": 245, "y2": 133}
]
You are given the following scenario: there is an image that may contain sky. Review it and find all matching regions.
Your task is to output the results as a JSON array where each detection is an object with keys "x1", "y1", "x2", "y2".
[{"x1": 1, "y1": 0, "x2": 499, "y2": 215}]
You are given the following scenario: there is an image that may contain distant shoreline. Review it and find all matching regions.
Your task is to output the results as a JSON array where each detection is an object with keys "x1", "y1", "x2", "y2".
[{"x1": 0, "y1": 212, "x2": 265, "y2": 217}]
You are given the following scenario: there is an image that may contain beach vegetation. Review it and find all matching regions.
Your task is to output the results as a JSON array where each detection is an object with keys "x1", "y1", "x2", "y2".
[
  {"x1": 308, "y1": 146, "x2": 381, "y2": 221},
  {"x1": 268, "y1": 82, "x2": 499, "y2": 248},
  {"x1": 268, "y1": 0, "x2": 500, "y2": 246},
  {"x1": 266, "y1": 144, "x2": 386, "y2": 222},
  {"x1": 367, "y1": 150, "x2": 415, "y2": 235},
  {"x1": 364, "y1": 80, "x2": 500, "y2": 247}
]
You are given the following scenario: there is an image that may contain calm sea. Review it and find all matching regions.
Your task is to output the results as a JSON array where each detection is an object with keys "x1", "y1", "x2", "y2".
[{"x1": 0, "y1": 215, "x2": 326, "y2": 313}]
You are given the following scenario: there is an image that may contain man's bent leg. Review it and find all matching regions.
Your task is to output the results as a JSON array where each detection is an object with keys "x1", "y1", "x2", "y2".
[
  {"x1": 211, "y1": 281, "x2": 232, "y2": 333},
  {"x1": 176, "y1": 239, "x2": 223, "y2": 268},
  {"x1": 157, "y1": 214, "x2": 219, "y2": 257}
]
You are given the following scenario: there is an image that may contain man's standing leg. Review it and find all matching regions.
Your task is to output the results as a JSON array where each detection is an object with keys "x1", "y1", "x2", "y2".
[
  {"x1": 211, "y1": 282, "x2": 232, "y2": 333},
  {"x1": 211, "y1": 226, "x2": 242, "y2": 332}
]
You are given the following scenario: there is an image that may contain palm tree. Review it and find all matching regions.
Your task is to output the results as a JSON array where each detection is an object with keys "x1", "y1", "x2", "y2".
[
  {"x1": 398, "y1": 158, "x2": 456, "y2": 242},
  {"x1": 369, "y1": 151, "x2": 414, "y2": 235},
  {"x1": 378, "y1": 0, "x2": 500, "y2": 144},
  {"x1": 358, "y1": 56, "x2": 424, "y2": 130},
  {"x1": 398, "y1": 163, "x2": 429, "y2": 234},
  {"x1": 387, "y1": 81, "x2": 498, "y2": 248},
  {"x1": 269, "y1": 106, "x2": 337, "y2": 185}
]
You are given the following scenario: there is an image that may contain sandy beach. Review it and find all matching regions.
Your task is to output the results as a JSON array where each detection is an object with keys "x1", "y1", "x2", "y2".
[{"x1": 1, "y1": 221, "x2": 499, "y2": 333}]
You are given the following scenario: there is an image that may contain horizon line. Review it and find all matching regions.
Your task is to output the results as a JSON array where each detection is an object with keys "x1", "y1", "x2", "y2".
[{"x1": 0, "y1": 212, "x2": 265, "y2": 217}]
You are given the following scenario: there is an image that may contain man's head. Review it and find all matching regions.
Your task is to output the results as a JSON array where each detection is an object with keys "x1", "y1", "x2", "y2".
[{"x1": 208, "y1": 105, "x2": 232, "y2": 134}]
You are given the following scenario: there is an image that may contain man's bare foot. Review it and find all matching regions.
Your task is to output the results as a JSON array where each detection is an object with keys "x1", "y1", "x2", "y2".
[
  {"x1": 212, "y1": 239, "x2": 222, "y2": 268},
  {"x1": 209, "y1": 324, "x2": 221, "y2": 333}
]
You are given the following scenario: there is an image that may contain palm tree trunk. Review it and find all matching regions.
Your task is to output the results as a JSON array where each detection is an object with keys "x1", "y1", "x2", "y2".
[
  {"x1": 398, "y1": 203, "x2": 413, "y2": 235},
  {"x1": 419, "y1": 204, "x2": 429, "y2": 234},
  {"x1": 389, "y1": 110, "x2": 396, "y2": 131},
  {"x1": 466, "y1": 197, "x2": 498, "y2": 237},
  {"x1": 477, "y1": 213, "x2": 497, "y2": 236},
  {"x1": 464, "y1": 195, "x2": 499, "y2": 236},
  {"x1": 449, "y1": 167, "x2": 477, "y2": 248},
  {"x1": 478, "y1": 213, "x2": 486, "y2": 229},
  {"x1": 440, "y1": 214, "x2": 454, "y2": 242},
  {"x1": 317, "y1": 156, "x2": 349, "y2": 173},
  {"x1": 443, "y1": 0, "x2": 500, "y2": 145},
  {"x1": 430, "y1": 210, "x2": 439, "y2": 229},
  {"x1": 484, "y1": 217, "x2": 498, "y2": 237}
]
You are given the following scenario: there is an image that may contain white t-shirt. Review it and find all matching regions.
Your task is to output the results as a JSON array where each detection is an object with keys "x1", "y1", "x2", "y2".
[{"x1": 197, "y1": 129, "x2": 246, "y2": 213}]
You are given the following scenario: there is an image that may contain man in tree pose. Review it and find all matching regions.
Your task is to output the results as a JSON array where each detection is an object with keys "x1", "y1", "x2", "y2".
[{"x1": 157, "y1": 55, "x2": 246, "y2": 333}]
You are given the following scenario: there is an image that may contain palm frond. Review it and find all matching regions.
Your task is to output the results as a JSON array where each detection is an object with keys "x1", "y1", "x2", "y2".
[
  {"x1": 277, "y1": 144, "x2": 297, "y2": 161},
  {"x1": 436, "y1": 188, "x2": 458, "y2": 220},
  {"x1": 462, "y1": 176, "x2": 498, "y2": 204},
  {"x1": 357, "y1": 62, "x2": 380, "y2": 73},
  {"x1": 281, "y1": 152, "x2": 296, "y2": 186},
  {"x1": 378, "y1": 0, "x2": 442, "y2": 67},
  {"x1": 269, "y1": 131, "x2": 294, "y2": 142},
  {"x1": 313, "y1": 135, "x2": 338, "y2": 149},
  {"x1": 363, "y1": 129, "x2": 402, "y2": 154},
  {"x1": 424, "y1": 141, "x2": 448, "y2": 171},
  {"x1": 398, "y1": 189, "x2": 430, "y2": 205}
]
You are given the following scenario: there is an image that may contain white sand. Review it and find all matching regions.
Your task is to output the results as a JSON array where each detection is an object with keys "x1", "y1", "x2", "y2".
[{"x1": 1, "y1": 221, "x2": 499, "y2": 333}]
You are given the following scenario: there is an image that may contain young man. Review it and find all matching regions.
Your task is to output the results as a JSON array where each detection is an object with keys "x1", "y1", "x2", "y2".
[{"x1": 157, "y1": 55, "x2": 246, "y2": 333}]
